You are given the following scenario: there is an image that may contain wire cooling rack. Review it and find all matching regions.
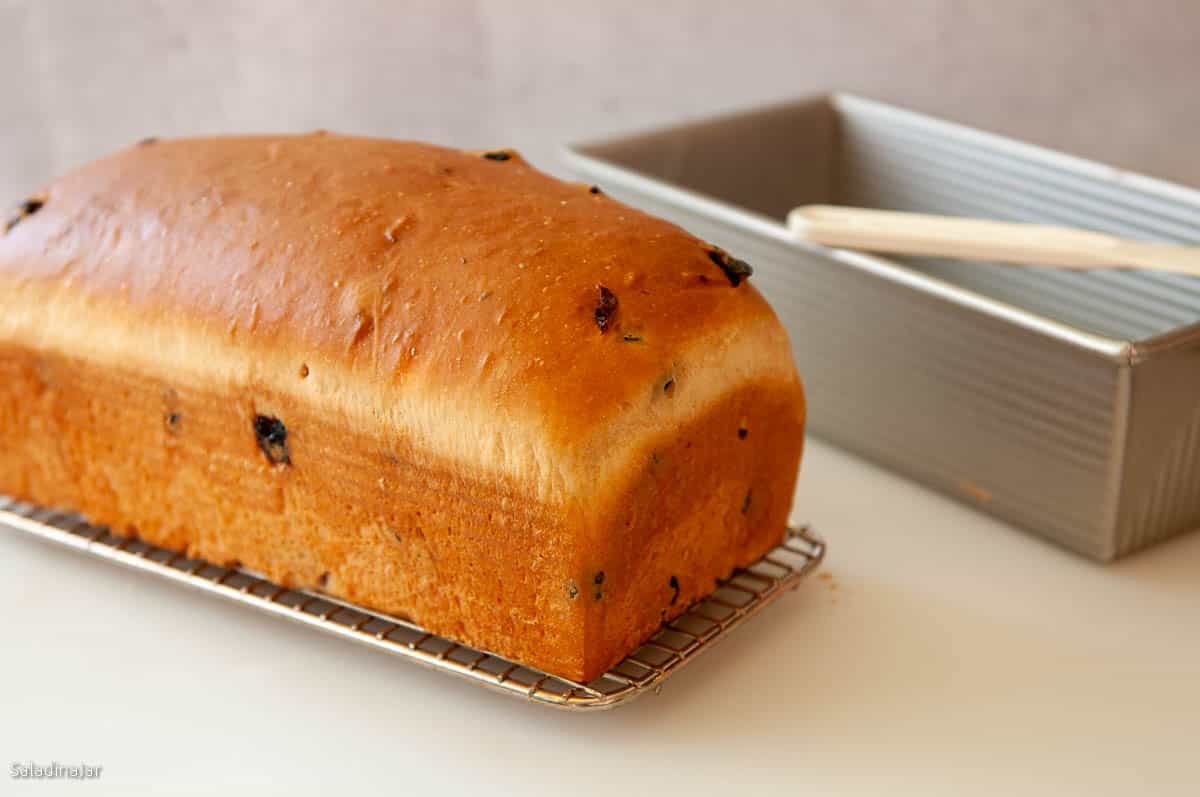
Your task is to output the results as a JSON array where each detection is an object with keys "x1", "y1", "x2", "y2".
[{"x1": 0, "y1": 496, "x2": 824, "y2": 710}]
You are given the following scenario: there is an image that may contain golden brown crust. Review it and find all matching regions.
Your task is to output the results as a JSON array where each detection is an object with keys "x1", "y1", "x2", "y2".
[
  {"x1": 0, "y1": 135, "x2": 805, "y2": 681},
  {"x1": 0, "y1": 135, "x2": 783, "y2": 446},
  {"x1": 0, "y1": 345, "x2": 800, "y2": 680}
]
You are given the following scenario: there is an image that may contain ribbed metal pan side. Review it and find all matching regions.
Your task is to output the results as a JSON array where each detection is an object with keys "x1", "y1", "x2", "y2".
[
  {"x1": 588, "y1": 180, "x2": 1121, "y2": 558},
  {"x1": 1115, "y1": 341, "x2": 1200, "y2": 556},
  {"x1": 836, "y1": 97, "x2": 1200, "y2": 342},
  {"x1": 1121, "y1": 406, "x2": 1200, "y2": 555}
]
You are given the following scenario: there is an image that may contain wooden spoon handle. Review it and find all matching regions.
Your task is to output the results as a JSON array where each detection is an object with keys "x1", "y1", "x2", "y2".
[{"x1": 787, "y1": 205, "x2": 1148, "y2": 270}]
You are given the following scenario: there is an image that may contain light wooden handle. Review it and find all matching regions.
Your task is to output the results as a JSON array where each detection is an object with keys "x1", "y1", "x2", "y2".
[
  {"x1": 787, "y1": 205, "x2": 1127, "y2": 268},
  {"x1": 787, "y1": 205, "x2": 1200, "y2": 277}
]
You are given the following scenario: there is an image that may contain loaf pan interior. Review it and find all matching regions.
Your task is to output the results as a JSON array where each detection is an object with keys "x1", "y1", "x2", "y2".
[{"x1": 572, "y1": 94, "x2": 1200, "y2": 345}]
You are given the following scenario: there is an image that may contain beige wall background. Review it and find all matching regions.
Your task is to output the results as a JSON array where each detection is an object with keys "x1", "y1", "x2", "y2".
[{"x1": 2, "y1": 0, "x2": 1198, "y2": 200}]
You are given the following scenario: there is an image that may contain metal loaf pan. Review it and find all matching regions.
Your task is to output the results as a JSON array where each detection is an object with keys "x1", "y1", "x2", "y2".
[{"x1": 562, "y1": 94, "x2": 1200, "y2": 561}]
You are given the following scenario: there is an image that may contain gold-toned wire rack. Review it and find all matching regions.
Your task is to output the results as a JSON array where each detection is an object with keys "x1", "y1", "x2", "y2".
[{"x1": 0, "y1": 496, "x2": 825, "y2": 711}]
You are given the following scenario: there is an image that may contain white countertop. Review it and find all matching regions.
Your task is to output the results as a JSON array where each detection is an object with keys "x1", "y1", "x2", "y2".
[{"x1": 3, "y1": 439, "x2": 1198, "y2": 795}]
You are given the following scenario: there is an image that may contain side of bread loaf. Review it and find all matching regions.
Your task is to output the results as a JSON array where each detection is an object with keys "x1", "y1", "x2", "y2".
[{"x1": 0, "y1": 135, "x2": 804, "y2": 681}]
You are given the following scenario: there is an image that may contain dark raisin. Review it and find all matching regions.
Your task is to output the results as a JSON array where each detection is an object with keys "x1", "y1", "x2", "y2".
[
  {"x1": 669, "y1": 575, "x2": 680, "y2": 605},
  {"x1": 4, "y1": 195, "x2": 45, "y2": 234},
  {"x1": 589, "y1": 185, "x2": 603, "y2": 195},
  {"x1": 707, "y1": 248, "x2": 753, "y2": 287},
  {"x1": 482, "y1": 151, "x2": 511, "y2": 161},
  {"x1": 317, "y1": 572, "x2": 330, "y2": 588},
  {"x1": 738, "y1": 427, "x2": 748, "y2": 440},
  {"x1": 566, "y1": 581, "x2": 579, "y2": 600},
  {"x1": 138, "y1": 137, "x2": 159, "y2": 146},
  {"x1": 621, "y1": 333, "x2": 642, "y2": 343},
  {"x1": 650, "y1": 451, "x2": 662, "y2": 466},
  {"x1": 165, "y1": 411, "x2": 181, "y2": 432},
  {"x1": 663, "y1": 377, "x2": 675, "y2": 394},
  {"x1": 742, "y1": 488, "x2": 753, "y2": 514},
  {"x1": 594, "y1": 591, "x2": 603, "y2": 601},
  {"x1": 253, "y1": 414, "x2": 290, "y2": 465},
  {"x1": 594, "y1": 571, "x2": 605, "y2": 585},
  {"x1": 594, "y1": 285, "x2": 618, "y2": 333}
]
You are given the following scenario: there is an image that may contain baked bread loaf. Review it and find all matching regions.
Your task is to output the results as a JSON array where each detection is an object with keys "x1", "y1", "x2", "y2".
[{"x1": 0, "y1": 134, "x2": 805, "y2": 682}]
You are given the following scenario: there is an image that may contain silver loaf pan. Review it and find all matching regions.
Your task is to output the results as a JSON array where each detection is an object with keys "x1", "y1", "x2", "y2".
[{"x1": 562, "y1": 94, "x2": 1200, "y2": 561}]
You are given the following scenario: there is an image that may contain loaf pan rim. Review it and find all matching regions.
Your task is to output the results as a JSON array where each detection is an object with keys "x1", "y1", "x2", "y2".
[{"x1": 562, "y1": 91, "x2": 1200, "y2": 364}]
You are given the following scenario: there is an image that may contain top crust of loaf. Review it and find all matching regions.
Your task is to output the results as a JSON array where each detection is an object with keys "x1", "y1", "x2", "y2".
[{"x1": 0, "y1": 134, "x2": 801, "y2": 503}]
